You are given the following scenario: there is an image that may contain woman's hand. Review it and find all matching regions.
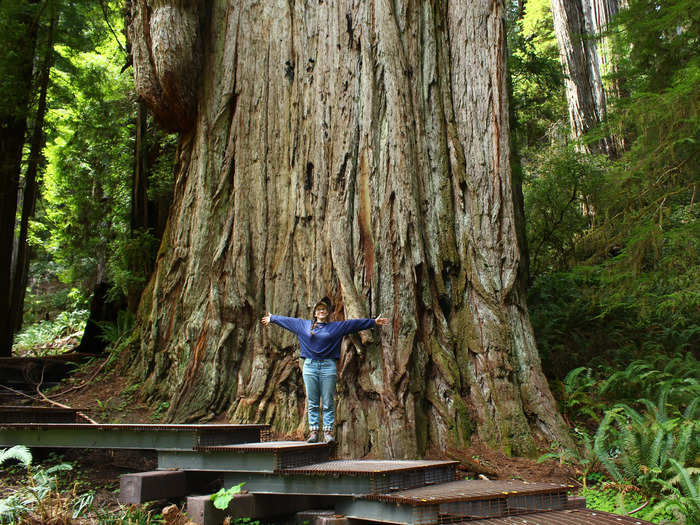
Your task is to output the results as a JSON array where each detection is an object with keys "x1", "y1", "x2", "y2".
[
  {"x1": 375, "y1": 314, "x2": 389, "y2": 326},
  {"x1": 261, "y1": 312, "x2": 271, "y2": 326}
]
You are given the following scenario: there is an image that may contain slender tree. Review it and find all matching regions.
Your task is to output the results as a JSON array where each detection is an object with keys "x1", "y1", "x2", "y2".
[
  {"x1": 0, "y1": 1, "x2": 40, "y2": 357},
  {"x1": 10, "y1": 4, "x2": 57, "y2": 335},
  {"x1": 127, "y1": 0, "x2": 572, "y2": 457}
]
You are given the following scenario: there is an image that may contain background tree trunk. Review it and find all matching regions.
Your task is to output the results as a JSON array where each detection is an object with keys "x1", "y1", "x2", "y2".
[
  {"x1": 0, "y1": 1, "x2": 39, "y2": 357},
  {"x1": 127, "y1": 0, "x2": 571, "y2": 458},
  {"x1": 550, "y1": 0, "x2": 617, "y2": 155},
  {"x1": 10, "y1": 5, "x2": 57, "y2": 336}
]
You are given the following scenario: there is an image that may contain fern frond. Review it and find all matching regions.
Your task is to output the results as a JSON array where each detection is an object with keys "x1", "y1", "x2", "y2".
[
  {"x1": 669, "y1": 458, "x2": 699, "y2": 501},
  {"x1": 0, "y1": 445, "x2": 32, "y2": 468}
]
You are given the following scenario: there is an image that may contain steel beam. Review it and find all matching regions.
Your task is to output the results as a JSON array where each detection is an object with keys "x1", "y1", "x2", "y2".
[
  {"x1": 159, "y1": 441, "x2": 332, "y2": 472},
  {"x1": 0, "y1": 424, "x2": 266, "y2": 451},
  {"x1": 214, "y1": 471, "x2": 382, "y2": 496},
  {"x1": 335, "y1": 498, "x2": 431, "y2": 525}
]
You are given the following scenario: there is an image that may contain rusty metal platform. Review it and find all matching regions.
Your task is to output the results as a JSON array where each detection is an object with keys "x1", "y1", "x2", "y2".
[
  {"x1": 459, "y1": 508, "x2": 655, "y2": 524},
  {"x1": 195, "y1": 441, "x2": 325, "y2": 452},
  {"x1": 336, "y1": 479, "x2": 572, "y2": 524},
  {"x1": 0, "y1": 423, "x2": 270, "y2": 451},
  {"x1": 284, "y1": 459, "x2": 458, "y2": 475},
  {"x1": 367, "y1": 479, "x2": 571, "y2": 505},
  {"x1": 160, "y1": 441, "x2": 333, "y2": 472},
  {"x1": 0, "y1": 406, "x2": 78, "y2": 423},
  {"x1": 285, "y1": 460, "x2": 457, "y2": 493}
]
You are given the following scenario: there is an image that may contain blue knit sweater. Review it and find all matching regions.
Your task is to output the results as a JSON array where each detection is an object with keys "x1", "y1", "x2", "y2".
[{"x1": 270, "y1": 315, "x2": 376, "y2": 359}]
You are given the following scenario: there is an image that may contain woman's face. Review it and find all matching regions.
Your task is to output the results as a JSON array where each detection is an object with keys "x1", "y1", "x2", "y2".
[{"x1": 314, "y1": 306, "x2": 329, "y2": 322}]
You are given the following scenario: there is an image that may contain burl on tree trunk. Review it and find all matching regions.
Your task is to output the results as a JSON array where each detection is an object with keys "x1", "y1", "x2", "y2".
[{"x1": 127, "y1": 0, "x2": 571, "y2": 458}]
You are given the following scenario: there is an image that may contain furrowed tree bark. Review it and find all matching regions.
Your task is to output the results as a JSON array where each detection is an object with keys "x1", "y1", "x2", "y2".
[
  {"x1": 0, "y1": 1, "x2": 39, "y2": 357},
  {"x1": 127, "y1": 0, "x2": 572, "y2": 457},
  {"x1": 10, "y1": 6, "x2": 57, "y2": 335},
  {"x1": 550, "y1": 0, "x2": 618, "y2": 155}
]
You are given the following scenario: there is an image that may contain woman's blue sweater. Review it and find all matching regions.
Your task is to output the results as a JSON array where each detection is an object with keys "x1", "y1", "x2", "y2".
[{"x1": 270, "y1": 315, "x2": 376, "y2": 359}]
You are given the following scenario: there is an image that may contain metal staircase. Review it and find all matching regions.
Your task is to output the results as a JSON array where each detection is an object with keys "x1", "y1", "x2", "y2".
[{"x1": 0, "y1": 407, "x2": 653, "y2": 525}]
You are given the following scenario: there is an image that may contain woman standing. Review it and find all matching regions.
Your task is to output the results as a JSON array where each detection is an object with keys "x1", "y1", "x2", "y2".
[{"x1": 261, "y1": 297, "x2": 388, "y2": 443}]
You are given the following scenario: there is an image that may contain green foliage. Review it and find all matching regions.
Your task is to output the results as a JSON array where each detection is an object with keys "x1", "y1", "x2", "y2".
[
  {"x1": 579, "y1": 487, "x2": 676, "y2": 522},
  {"x1": 13, "y1": 308, "x2": 88, "y2": 355},
  {"x1": 538, "y1": 428, "x2": 600, "y2": 488},
  {"x1": 0, "y1": 446, "x2": 81, "y2": 524},
  {"x1": 0, "y1": 446, "x2": 32, "y2": 469},
  {"x1": 150, "y1": 401, "x2": 170, "y2": 422},
  {"x1": 658, "y1": 459, "x2": 700, "y2": 525},
  {"x1": 517, "y1": 0, "x2": 699, "y2": 379},
  {"x1": 593, "y1": 393, "x2": 699, "y2": 500},
  {"x1": 210, "y1": 482, "x2": 245, "y2": 510},
  {"x1": 97, "y1": 309, "x2": 136, "y2": 345},
  {"x1": 524, "y1": 146, "x2": 606, "y2": 276},
  {"x1": 508, "y1": 0, "x2": 566, "y2": 150},
  {"x1": 559, "y1": 367, "x2": 607, "y2": 424}
]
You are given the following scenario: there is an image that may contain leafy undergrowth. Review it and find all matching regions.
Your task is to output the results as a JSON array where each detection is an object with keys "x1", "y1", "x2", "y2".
[
  {"x1": 538, "y1": 355, "x2": 700, "y2": 524},
  {"x1": 0, "y1": 446, "x2": 163, "y2": 524},
  {"x1": 12, "y1": 309, "x2": 88, "y2": 357},
  {"x1": 579, "y1": 487, "x2": 678, "y2": 523}
]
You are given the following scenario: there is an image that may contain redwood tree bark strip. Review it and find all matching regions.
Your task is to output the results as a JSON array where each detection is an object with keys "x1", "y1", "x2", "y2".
[{"x1": 127, "y1": 0, "x2": 572, "y2": 456}]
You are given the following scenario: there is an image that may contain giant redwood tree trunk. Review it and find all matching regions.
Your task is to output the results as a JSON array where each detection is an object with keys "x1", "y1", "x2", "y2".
[{"x1": 127, "y1": 0, "x2": 571, "y2": 458}]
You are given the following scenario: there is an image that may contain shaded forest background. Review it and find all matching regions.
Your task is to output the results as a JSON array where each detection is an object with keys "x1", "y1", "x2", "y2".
[{"x1": 0, "y1": 0, "x2": 698, "y2": 521}]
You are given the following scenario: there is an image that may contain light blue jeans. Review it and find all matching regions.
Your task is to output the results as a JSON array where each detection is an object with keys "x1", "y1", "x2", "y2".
[{"x1": 302, "y1": 358, "x2": 338, "y2": 431}]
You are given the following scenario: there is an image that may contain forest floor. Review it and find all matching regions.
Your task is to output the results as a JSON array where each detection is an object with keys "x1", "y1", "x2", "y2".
[{"x1": 3, "y1": 354, "x2": 579, "y2": 522}]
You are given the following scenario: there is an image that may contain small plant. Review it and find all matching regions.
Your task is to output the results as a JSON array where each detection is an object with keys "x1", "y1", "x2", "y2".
[
  {"x1": 97, "y1": 309, "x2": 136, "y2": 345},
  {"x1": 561, "y1": 366, "x2": 606, "y2": 424},
  {"x1": 538, "y1": 428, "x2": 601, "y2": 488},
  {"x1": 211, "y1": 482, "x2": 245, "y2": 510},
  {"x1": 0, "y1": 446, "x2": 86, "y2": 524},
  {"x1": 150, "y1": 401, "x2": 170, "y2": 422}
]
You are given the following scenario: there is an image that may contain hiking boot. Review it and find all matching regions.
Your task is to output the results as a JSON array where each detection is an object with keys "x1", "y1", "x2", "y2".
[
  {"x1": 324, "y1": 431, "x2": 335, "y2": 444},
  {"x1": 306, "y1": 431, "x2": 319, "y2": 443}
]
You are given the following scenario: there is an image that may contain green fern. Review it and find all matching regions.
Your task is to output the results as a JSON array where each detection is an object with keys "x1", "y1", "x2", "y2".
[
  {"x1": 0, "y1": 446, "x2": 32, "y2": 468},
  {"x1": 658, "y1": 459, "x2": 700, "y2": 525}
]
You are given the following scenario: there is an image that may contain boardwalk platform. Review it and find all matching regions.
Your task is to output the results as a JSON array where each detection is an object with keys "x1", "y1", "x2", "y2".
[
  {"x1": 0, "y1": 411, "x2": 654, "y2": 525},
  {"x1": 0, "y1": 422, "x2": 269, "y2": 450}
]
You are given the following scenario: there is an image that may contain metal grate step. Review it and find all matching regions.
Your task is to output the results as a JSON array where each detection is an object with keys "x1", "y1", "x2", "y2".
[
  {"x1": 0, "y1": 406, "x2": 79, "y2": 424},
  {"x1": 0, "y1": 423, "x2": 269, "y2": 451},
  {"x1": 160, "y1": 441, "x2": 333, "y2": 472},
  {"x1": 336, "y1": 480, "x2": 573, "y2": 525},
  {"x1": 453, "y1": 508, "x2": 655, "y2": 524},
  {"x1": 284, "y1": 460, "x2": 458, "y2": 493},
  {"x1": 203, "y1": 459, "x2": 456, "y2": 497}
]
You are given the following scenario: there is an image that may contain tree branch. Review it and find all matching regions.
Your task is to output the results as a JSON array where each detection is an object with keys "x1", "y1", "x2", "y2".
[{"x1": 98, "y1": 0, "x2": 127, "y2": 56}]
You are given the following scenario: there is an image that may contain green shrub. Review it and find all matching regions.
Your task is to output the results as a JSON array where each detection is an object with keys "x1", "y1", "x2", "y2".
[{"x1": 12, "y1": 309, "x2": 89, "y2": 355}]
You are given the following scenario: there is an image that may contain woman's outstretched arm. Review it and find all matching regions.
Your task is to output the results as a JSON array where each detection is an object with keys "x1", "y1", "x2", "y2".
[
  {"x1": 261, "y1": 312, "x2": 306, "y2": 335},
  {"x1": 336, "y1": 315, "x2": 390, "y2": 335}
]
